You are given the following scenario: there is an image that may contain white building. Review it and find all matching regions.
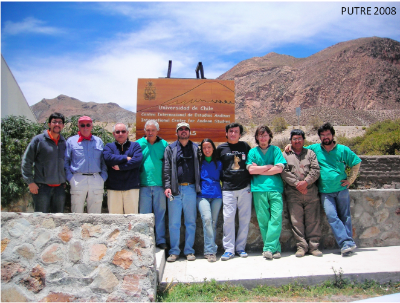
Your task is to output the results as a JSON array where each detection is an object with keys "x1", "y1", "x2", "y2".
[{"x1": 1, "y1": 54, "x2": 37, "y2": 122}]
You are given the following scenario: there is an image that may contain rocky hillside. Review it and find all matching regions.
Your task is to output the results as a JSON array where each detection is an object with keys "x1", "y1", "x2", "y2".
[
  {"x1": 218, "y1": 37, "x2": 400, "y2": 125},
  {"x1": 31, "y1": 95, "x2": 136, "y2": 124}
]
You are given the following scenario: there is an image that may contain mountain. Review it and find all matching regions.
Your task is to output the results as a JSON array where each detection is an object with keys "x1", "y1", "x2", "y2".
[
  {"x1": 218, "y1": 37, "x2": 400, "y2": 125},
  {"x1": 31, "y1": 95, "x2": 136, "y2": 125}
]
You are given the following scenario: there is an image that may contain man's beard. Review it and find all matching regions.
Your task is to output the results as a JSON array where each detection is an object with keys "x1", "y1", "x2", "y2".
[
  {"x1": 178, "y1": 134, "x2": 190, "y2": 140},
  {"x1": 322, "y1": 138, "x2": 333, "y2": 145}
]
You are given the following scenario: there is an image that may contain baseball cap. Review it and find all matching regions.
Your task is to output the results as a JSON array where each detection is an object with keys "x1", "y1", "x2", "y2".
[
  {"x1": 176, "y1": 122, "x2": 190, "y2": 131},
  {"x1": 78, "y1": 116, "x2": 93, "y2": 123}
]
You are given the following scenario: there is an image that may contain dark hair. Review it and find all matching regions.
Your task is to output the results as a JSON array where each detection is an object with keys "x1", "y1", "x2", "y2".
[
  {"x1": 48, "y1": 112, "x2": 65, "y2": 124},
  {"x1": 317, "y1": 122, "x2": 335, "y2": 137},
  {"x1": 290, "y1": 129, "x2": 305, "y2": 140},
  {"x1": 225, "y1": 122, "x2": 243, "y2": 139},
  {"x1": 200, "y1": 138, "x2": 218, "y2": 167},
  {"x1": 255, "y1": 125, "x2": 273, "y2": 145}
]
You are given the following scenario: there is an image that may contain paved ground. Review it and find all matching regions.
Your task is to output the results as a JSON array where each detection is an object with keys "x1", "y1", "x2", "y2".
[{"x1": 158, "y1": 246, "x2": 400, "y2": 289}]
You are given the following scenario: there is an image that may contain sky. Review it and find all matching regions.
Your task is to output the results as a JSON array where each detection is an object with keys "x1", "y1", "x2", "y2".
[{"x1": 1, "y1": 1, "x2": 400, "y2": 112}]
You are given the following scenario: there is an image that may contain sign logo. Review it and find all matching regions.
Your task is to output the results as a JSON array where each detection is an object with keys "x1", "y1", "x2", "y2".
[{"x1": 144, "y1": 81, "x2": 156, "y2": 100}]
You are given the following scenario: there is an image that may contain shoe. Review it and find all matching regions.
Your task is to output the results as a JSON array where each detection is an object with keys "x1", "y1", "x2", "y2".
[
  {"x1": 295, "y1": 247, "x2": 306, "y2": 257},
  {"x1": 205, "y1": 254, "x2": 216, "y2": 262},
  {"x1": 310, "y1": 249, "x2": 323, "y2": 257},
  {"x1": 221, "y1": 252, "x2": 234, "y2": 261},
  {"x1": 186, "y1": 254, "x2": 196, "y2": 261},
  {"x1": 157, "y1": 243, "x2": 168, "y2": 250},
  {"x1": 167, "y1": 254, "x2": 179, "y2": 262},
  {"x1": 235, "y1": 250, "x2": 248, "y2": 258},
  {"x1": 272, "y1": 252, "x2": 281, "y2": 259},
  {"x1": 341, "y1": 244, "x2": 357, "y2": 255},
  {"x1": 262, "y1": 251, "x2": 273, "y2": 260},
  {"x1": 342, "y1": 251, "x2": 353, "y2": 257}
]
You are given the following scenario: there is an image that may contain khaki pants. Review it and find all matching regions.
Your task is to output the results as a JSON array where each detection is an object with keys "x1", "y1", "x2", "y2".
[
  {"x1": 285, "y1": 185, "x2": 321, "y2": 252},
  {"x1": 70, "y1": 173, "x2": 104, "y2": 214},
  {"x1": 107, "y1": 189, "x2": 139, "y2": 214}
]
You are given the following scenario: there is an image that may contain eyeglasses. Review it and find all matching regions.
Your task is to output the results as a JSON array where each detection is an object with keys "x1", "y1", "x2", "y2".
[
  {"x1": 178, "y1": 128, "x2": 189, "y2": 131},
  {"x1": 292, "y1": 138, "x2": 303, "y2": 142},
  {"x1": 80, "y1": 124, "x2": 92, "y2": 128},
  {"x1": 258, "y1": 135, "x2": 269, "y2": 139},
  {"x1": 115, "y1": 130, "x2": 127, "y2": 134},
  {"x1": 51, "y1": 121, "x2": 64, "y2": 125}
]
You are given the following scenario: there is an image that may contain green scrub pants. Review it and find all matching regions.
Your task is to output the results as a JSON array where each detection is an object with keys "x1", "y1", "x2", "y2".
[{"x1": 253, "y1": 191, "x2": 283, "y2": 253}]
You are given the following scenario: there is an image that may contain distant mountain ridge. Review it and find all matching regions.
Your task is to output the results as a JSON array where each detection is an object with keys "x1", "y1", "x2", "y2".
[
  {"x1": 218, "y1": 36, "x2": 400, "y2": 125},
  {"x1": 31, "y1": 95, "x2": 136, "y2": 124}
]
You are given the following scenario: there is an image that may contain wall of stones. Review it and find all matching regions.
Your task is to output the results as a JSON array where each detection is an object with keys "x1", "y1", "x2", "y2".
[
  {"x1": 1, "y1": 213, "x2": 157, "y2": 302},
  {"x1": 357, "y1": 156, "x2": 400, "y2": 189},
  {"x1": 190, "y1": 189, "x2": 400, "y2": 254}
]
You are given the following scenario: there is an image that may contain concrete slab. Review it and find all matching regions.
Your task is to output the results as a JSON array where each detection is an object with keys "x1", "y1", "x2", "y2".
[
  {"x1": 155, "y1": 247, "x2": 166, "y2": 283},
  {"x1": 159, "y1": 246, "x2": 400, "y2": 289}
]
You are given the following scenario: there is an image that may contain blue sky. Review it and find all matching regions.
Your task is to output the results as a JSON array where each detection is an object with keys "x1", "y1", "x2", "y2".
[{"x1": 2, "y1": 1, "x2": 400, "y2": 112}]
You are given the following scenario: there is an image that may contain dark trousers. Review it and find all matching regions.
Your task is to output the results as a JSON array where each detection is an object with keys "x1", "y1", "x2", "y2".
[{"x1": 32, "y1": 183, "x2": 66, "y2": 213}]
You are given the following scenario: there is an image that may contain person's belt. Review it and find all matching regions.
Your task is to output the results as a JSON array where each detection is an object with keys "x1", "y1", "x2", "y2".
[
  {"x1": 179, "y1": 183, "x2": 192, "y2": 186},
  {"x1": 82, "y1": 173, "x2": 97, "y2": 176}
]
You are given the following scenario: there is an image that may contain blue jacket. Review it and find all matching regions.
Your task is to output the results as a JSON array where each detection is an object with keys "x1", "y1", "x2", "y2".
[
  {"x1": 198, "y1": 160, "x2": 223, "y2": 199},
  {"x1": 103, "y1": 141, "x2": 143, "y2": 190}
]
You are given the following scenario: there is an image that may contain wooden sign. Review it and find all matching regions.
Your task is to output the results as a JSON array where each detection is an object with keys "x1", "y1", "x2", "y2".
[{"x1": 136, "y1": 78, "x2": 235, "y2": 143}]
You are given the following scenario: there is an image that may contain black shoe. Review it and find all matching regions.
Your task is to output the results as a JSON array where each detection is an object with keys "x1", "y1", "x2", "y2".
[{"x1": 157, "y1": 243, "x2": 168, "y2": 250}]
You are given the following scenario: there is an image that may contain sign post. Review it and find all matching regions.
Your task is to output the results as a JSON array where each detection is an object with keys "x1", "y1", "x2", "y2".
[
  {"x1": 296, "y1": 106, "x2": 301, "y2": 126},
  {"x1": 136, "y1": 78, "x2": 235, "y2": 142}
]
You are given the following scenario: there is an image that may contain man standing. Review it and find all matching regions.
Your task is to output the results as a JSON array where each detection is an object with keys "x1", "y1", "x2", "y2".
[
  {"x1": 216, "y1": 122, "x2": 252, "y2": 261},
  {"x1": 163, "y1": 122, "x2": 200, "y2": 262},
  {"x1": 103, "y1": 123, "x2": 142, "y2": 214},
  {"x1": 21, "y1": 113, "x2": 67, "y2": 213},
  {"x1": 281, "y1": 129, "x2": 322, "y2": 258},
  {"x1": 65, "y1": 116, "x2": 108, "y2": 213},
  {"x1": 137, "y1": 120, "x2": 168, "y2": 249},
  {"x1": 246, "y1": 125, "x2": 286, "y2": 260},
  {"x1": 286, "y1": 123, "x2": 361, "y2": 256}
]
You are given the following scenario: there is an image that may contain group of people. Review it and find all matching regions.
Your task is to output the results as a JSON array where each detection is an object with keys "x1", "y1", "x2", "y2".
[{"x1": 22, "y1": 113, "x2": 361, "y2": 263}]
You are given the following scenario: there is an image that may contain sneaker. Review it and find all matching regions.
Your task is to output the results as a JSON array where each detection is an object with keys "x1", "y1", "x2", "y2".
[
  {"x1": 341, "y1": 244, "x2": 357, "y2": 255},
  {"x1": 167, "y1": 254, "x2": 179, "y2": 262},
  {"x1": 342, "y1": 251, "x2": 353, "y2": 257},
  {"x1": 262, "y1": 251, "x2": 273, "y2": 260},
  {"x1": 206, "y1": 254, "x2": 216, "y2": 262},
  {"x1": 272, "y1": 252, "x2": 281, "y2": 259},
  {"x1": 310, "y1": 249, "x2": 323, "y2": 257},
  {"x1": 235, "y1": 250, "x2": 248, "y2": 258},
  {"x1": 295, "y1": 247, "x2": 306, "y2": 257},
  {"x1": 221, "y1": 252, "x2": 234, "y2": 261},
  {"x1": 186, "y1": 254, "x2": 196, "y2": 261}
]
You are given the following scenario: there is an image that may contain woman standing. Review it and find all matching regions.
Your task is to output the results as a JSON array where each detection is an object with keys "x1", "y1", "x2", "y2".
[{"x1": 197, "y1": 139, "x2": 223, "y2": 262}]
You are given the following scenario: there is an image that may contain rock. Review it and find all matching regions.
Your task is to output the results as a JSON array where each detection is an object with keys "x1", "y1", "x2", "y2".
[
  {"x1": 41, "y1": 244, "x2": 63, "y2": 264},
  {"x1": 69, "y1": 241, "x2": 83, "y2": 263},
  {"x1": 1, "y1": 262, "x2": 25, "y2": 282},
  {"x1": 58, "y1": 226, "x2": 73, "y2": 243},
  {"x1": 90, "y1": 244, "x2": 107, "y2": 262},
  {"x1": 1, "y1": 238, "x2": 10, "y2": 254},
  {"x1": 19, "y1": 265, "x2": 45, "y2": 293},
  {"x1": 90, "y1": 266, "x2": 119, "y2": 293},
  {"x1": 113, "y1": 249, "x2": 133, "y2": 269},
  {"x1": 360, "y1": 226, "x2": 381, "y2": 239},
  {"x1": 40, "y1": 292, "x2": 75, "y2": 302},
  {"x1": 41, "y1": 218, "x2": 56, "y2": 229},
  {"x1": 1, "y1": 286, "x2": 28, "y2": 302}
]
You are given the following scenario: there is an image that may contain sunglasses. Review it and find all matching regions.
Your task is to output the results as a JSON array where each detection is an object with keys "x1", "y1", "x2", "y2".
[
  {"x1": 80, "y1": 124, "x2": 92, "y2": 128},
  {"x1": 115, "y1": 130, "x2": 127, "y2": 134}
]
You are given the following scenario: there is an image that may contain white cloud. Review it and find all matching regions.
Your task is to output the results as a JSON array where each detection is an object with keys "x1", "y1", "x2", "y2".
[{"x1": 3, "y1": 17, "x2": 63, "y2": 35}]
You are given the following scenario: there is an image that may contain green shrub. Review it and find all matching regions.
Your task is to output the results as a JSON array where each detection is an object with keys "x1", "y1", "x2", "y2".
[
  {"x1": 1, "y1": 116, "x2": 46, "y2": 207},
  {"x1": 309, "y1": 117, "x2": 323, "y2": 131},
  {"x1": 271, "y1": 116, "x2": 288, "y2": 133}
]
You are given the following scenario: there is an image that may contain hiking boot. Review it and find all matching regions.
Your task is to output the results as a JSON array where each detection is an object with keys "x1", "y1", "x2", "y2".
[
  {"x1": 235, "y1": 250, "x2": 248, "y2": 258},
  {"x1": 167, "y1": 254, "x2": 179, "y2": 262},
  {"x1": 295, "y1": 247, "x2": 306, "y2": 257},
  {"x1": 221, "y1": 252, "x2": 234, "y2": 261},
  {"x1": 205, "y1": 254, "x2": 216, "y2": 262},
  {"x1": 310, "y1": 249, "x2": 323, "y2": 257},
  {"x1": 186, "y1": 254, "x2": 196, "y2": 261},
  {"x1": 272, "y1": 252, "x2": 281, "y2": 259},
  {"x1": 263, "y1": 251, "x2": 273, "y2": 260}
]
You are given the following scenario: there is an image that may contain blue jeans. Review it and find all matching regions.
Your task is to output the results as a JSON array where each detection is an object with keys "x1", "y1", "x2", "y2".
[
  {"x1": 32, "y1": 183, "x2": 66, "y2": 213},
  {"x1": 139, "y1": 186, "x2": 167, "y2": 245},
  {"x1": 168, "y1": 184, "x2": 197, "y2": 255},
  {"x1": 321, "y1": 189, "x2": 355, "y2": 249},
  {"x1": 197, "y1": 197, "x2": 222, "y2": 255}
]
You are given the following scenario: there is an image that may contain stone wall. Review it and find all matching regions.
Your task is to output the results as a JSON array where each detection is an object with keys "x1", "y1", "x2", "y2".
[
  {"x1": 1, "y1": 213, "x2": 157, "y2": 302},
  {"x1": 189, "y1": 189, "x2": 400, "y2": 254},
  {"x1": 357, "y1": 156, "x2": 400, "y2": 189}
]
